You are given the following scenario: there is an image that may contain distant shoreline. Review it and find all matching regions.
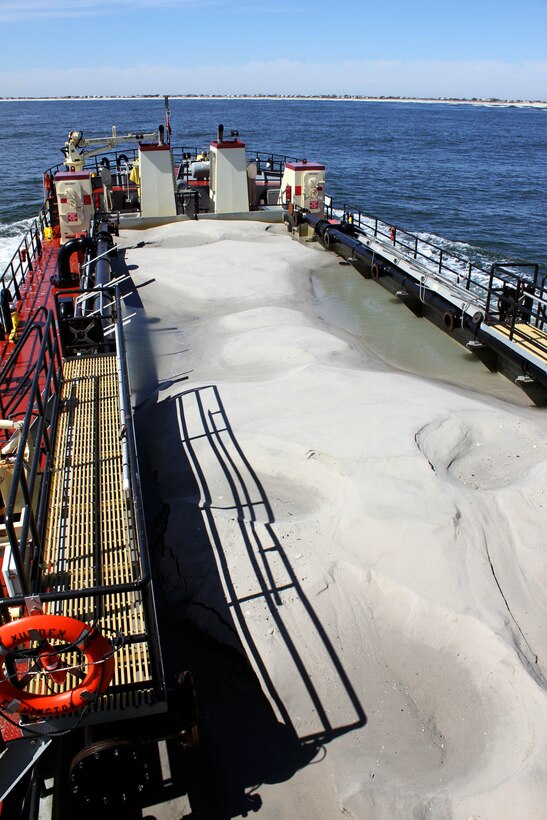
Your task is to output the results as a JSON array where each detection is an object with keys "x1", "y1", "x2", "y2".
[{"x1": 1, "y1": 94, "x2": 546, "y2": 108}]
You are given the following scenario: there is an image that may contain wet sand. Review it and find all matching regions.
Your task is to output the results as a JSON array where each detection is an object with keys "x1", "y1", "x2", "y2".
[{"x1": 121, "y1": 219, "x2": 547, "y2": 819}]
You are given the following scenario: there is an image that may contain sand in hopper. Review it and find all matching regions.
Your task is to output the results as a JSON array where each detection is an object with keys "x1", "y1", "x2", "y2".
[{"x1": 122, "y1": 220, "x2": 547, "y2": 819}]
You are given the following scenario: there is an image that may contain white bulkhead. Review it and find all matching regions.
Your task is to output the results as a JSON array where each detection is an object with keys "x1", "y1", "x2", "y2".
[
  {"x1": 209, "y1": 139, "x2": 250, "y2": 214},
  {"x1": 55, "y1": 171, "x2": 94, "y2": 243},
  {"x1": 279, "y1": 161, "x2": 326, "y2": 215},
  {"x1": 138, "y1": 144, "x2": 177, "y2": 218}
]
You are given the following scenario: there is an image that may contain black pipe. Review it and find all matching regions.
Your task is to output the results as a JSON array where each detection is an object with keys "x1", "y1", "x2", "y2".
[
  {"x1": 94, "y1": 226, "x2": 114, "y2": 290},
  {"x1": 92, "y1": 225, "x2": 114, "y2": 318},
  {"x1": 24, "y1": 766, "x2": 42, "y2": 820},
  {"x1": 74, "y1": 221, "x2": 115, "y2": 318},
  {"x1": 34, "y1": 228, "x2": 42, "y2": 258},
  {"x1": 0, "y1": 287, "x2": 12, "y2": 336},
  {"x1": 52, "y1": 236, "x2": 88, "y2": 287}
]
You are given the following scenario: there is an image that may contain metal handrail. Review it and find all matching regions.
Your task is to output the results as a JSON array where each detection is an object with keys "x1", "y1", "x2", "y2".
[
  {"x1": 343, "y1": 204, "x2": 491, "y2": 287},
  {"x1": 1, "y1": 310, "x2": 61, "y2": 598},
  {"x1": 248, "y1": 150, "x2": 296, "y2": 176},
  {"x1": 0, "y1": 204, "x2": 50, "y2": 303},
  {"x1": 43, "y1": 145, "x2": 295, "y2": 181},
  {"x1": 340, "y1": 202, "x2": 545, "y2": 337},
  {"x1": 0, "y1": 288, "x2": 153, "y2": 612},
  {"x1": 0, "y1": 306, "x2": 50, "y2": 421}
]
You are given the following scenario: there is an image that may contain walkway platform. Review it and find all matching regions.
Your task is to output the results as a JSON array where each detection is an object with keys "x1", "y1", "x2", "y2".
[
  {"x1": 489, "y1": 322, "x2": 547, "y2": 366},
  {"x1": 36, "y1": 354, "x2": 155, "y2": 716}
]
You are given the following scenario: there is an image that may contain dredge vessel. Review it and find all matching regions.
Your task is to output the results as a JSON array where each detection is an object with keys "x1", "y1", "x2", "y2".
[{"x1": 0, "y1": 98, "x2": 546, "y2": 818}]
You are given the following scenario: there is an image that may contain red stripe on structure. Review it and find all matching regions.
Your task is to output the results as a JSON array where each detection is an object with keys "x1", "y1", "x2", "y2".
[
  {"x1": 285, "y1": 162, "x2": 325, "y2": 171},
  {"x1": 139, "y1": 144, "x2": 170, "y2": 152},
  {"x1": 210, "y1": 140, "x2": 246, "y2": 149}
]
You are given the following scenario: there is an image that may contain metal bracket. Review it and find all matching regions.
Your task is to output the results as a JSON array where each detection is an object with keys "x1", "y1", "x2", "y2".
[{"x1": 24, "y1": 595, "x2": 43, "y2": 616}]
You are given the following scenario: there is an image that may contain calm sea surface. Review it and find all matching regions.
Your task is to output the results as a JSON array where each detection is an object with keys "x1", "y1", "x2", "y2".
[{"x1": 1, "y1": 97, "x2": 546, "y2": 271}]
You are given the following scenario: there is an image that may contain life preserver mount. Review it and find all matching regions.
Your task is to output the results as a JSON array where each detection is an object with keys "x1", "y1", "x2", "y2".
[{"x1": 0, "y1": 614, "x2": 115, "y2": 718}]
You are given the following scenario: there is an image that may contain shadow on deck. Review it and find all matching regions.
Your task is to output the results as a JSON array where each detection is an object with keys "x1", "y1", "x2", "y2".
[{"x1": 136, "y1": 384, "x2": 366, "y2": 819}]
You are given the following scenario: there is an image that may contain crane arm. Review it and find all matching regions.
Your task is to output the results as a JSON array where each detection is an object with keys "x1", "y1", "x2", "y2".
[{"x1": 63, "y1": 126, "x2": 162, "y2": 169}]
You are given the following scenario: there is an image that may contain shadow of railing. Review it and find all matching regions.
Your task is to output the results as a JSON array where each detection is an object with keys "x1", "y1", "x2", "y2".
[
  {"x1": 176, "y1": 384, "x2": 366, "y2": 744},
  {"x1": 135, "y1": 376, "x2": 370, "y2": 818}
]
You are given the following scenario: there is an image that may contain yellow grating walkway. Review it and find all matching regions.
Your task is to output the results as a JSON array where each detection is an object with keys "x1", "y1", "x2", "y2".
[
  {"x1": 492, "y1": 322, "x2": 547, "y2": 365},
  {"x1": 37, "y1": 354, "x2": 155, "y2": 713}
]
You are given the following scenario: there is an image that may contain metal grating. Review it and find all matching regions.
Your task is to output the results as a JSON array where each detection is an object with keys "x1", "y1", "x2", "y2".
[{"x1": 35, "y1": 354, "x2": 154, "y2": 713}]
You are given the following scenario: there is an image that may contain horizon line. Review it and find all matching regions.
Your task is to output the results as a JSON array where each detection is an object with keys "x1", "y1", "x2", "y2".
[{"x1": 1, "y1": 93, "x2": 546, "y2": 105}]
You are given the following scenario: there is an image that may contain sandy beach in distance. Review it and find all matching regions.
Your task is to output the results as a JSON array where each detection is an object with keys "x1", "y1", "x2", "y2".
[
  {"x1": 1, "y1": 95, "x2": 546, "y2": 109},
  {"x1": 121, "y1": 218, "x2": 547, "y2": 819}
]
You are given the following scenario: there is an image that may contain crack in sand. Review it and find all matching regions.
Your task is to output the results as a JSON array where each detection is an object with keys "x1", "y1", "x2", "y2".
[
  {"x1": 481, "y1": 529, "x2": 542, "y2": 683},
  {"x1": 414, "y1": 430, "x2": 436, "y2": 472},
  {"x1": 189, "y1": 599, "x2": 240, "y2": 638},
  {"x1": 415, "y1": 417, "x2": 544, "y2": 683}
]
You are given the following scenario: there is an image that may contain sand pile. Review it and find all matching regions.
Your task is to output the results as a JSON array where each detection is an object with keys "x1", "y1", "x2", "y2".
[{"x1": 121, "y1": 219, "x2": 547, "y2": 819}]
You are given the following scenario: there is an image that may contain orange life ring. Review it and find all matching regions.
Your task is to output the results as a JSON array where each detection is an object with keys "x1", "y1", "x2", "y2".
[
  {"x1": 0, "y1": 615, "x2": 115, "y2": 717},
  {"x1": 389, "y1": 226, "x2": 396, "y2": 243}
]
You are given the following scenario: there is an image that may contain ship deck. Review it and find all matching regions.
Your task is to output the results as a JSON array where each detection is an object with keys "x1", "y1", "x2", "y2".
[{"x1": 1, "y1": 275, "x2": 164, "y2": 733}]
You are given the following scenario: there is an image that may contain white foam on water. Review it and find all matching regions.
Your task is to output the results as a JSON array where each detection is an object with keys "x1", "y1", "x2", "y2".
[
  {"x1": 413, "y1": 230, "x2": 541, "y2": 295},
  {"x1": 416, "y1": 230, "x2": 493, "y2": 268},
  {"x1": 0, "y1": 218, "x2": 35, "y2": 275},
  {"x1": 413, "y1": 231, "x2": 489, "y2": 286}
]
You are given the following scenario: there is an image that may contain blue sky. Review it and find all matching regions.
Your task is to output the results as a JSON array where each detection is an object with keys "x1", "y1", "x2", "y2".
[{"x1": 0, "y1": 0, "x2": 546, "y2": 99}]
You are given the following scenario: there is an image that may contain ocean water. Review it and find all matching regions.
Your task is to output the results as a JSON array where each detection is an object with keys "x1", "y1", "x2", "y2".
[{"x1": 0, "y1": 98, "x2": 546, "y2": 274}]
